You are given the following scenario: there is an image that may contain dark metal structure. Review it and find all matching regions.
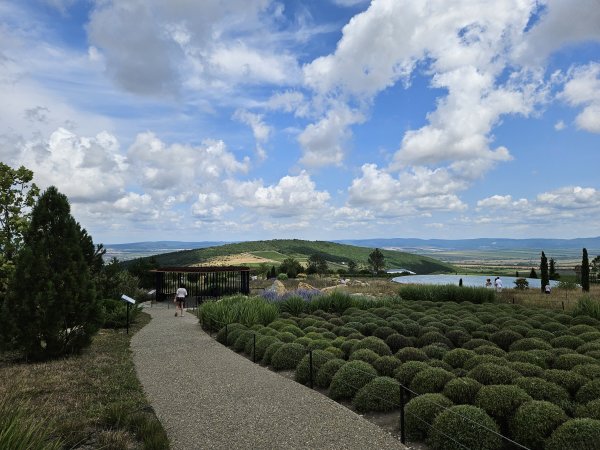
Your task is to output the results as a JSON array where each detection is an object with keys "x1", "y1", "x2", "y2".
[{"x1": 152, "y1": 266, "x2": 250, "y2": 306}]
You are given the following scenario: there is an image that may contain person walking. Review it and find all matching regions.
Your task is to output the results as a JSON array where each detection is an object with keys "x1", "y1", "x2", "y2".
[
  {"x1": 175, "y1": 286, "x2": 188, "y2": 317},
  {"x1": 494, "y1": 277, "x2": 503, "y2": 292}
]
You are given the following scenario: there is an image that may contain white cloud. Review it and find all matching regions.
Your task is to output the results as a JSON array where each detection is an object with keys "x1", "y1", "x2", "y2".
[
  {"x1": 225, "y1": 171, "x2": 330, "y2": 217},
  {"x1": 554, "y1": 120, "x2": 566, "y2": 130},
  {"x1": 559, "y1": 63, "x2": 600, "y2": 133},
  {"x1": 191, "y1": 192, "x2": 233, "y2": 221},
  {"x1": 537, "y1": 186, "x2": 600, "y2": 209},
  {"x1": 233, "y1": 109, "x2": 272, "y2": 143},
  {"x1": 264, "y1": 91, "x2": 308, "y2": 117}
]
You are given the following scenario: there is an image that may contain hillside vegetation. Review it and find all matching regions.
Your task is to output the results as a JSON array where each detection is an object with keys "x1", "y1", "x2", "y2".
[{"x1": 136, "y1": 239, "x2": 456, "y2": 274}]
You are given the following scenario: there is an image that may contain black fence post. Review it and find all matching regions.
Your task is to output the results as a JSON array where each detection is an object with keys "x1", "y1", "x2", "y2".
[
  {"x1": 309, "y1": 350, "x2": 314, "y2": 389},
  {"x1": 253, "y1": 333, "x2": 256, "y2": 363},
  {"x1": 400, "y1": 385, "x2": 406, "y2": 444}
]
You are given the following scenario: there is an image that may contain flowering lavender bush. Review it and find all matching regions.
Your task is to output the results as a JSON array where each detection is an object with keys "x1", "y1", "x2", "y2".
[{"x1": 262, "y1": 289, "x2": 323, "y2": 305}]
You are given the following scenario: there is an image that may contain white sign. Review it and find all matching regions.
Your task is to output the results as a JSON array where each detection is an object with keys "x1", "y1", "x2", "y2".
[{"x1": 121, "y1": 294, "x2": 136, "y2": 304}]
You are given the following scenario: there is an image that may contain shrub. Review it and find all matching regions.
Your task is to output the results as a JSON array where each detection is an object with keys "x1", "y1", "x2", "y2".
[
  {"x1": 352, "y1": 336, "x2": 392, "y2": 356},
  {"x1": 315, "y1": 358, "x2": 346, "y2": 388},
  {"x1": 349, "y1": 348, "x2": 380, "y2": 366},
  {"x1": 576, "y1": 379, "x2": 600, "y2": 404},
  {"x1": 463, "y1": 339, "x2": 496, "y2": 350},
  {"x1": 233, "y1": 331, "x2": 255, "y2": 352},
  {"x1": 216, "y1": 323, "x2": 245, "y2": 345},
  {"x1": 463, "y1": 355, "x2": 506, "y2": 371},
  {"x1": 545, "y1": 369, "x2": 589, "y2": 396},
  {"x1": 394, "y1": 361, "x2": 429, "y2": 386},
  {"x1": 509, "y1": 401, "x2": 568, "y2": 450},
  {"x1": 324, "y1": 346, "x2": 344, "y2": 358},
  {"x1": 554, "y1": 353, "x2": 597, "y2": 370},
  {"x1": 429, "y1": 405, "x2": 502, "y2": 450},
  {"x1": 572, "y1": 296, "x2": 600, "y2": 321},
  {"x1": 577, "y1": 399, "x2": 600, "y2": 420},
  {"x1": 474, "y1": 385, "x2": 532, "y2": 422},
  {"x1": 514, "y1": 377, "x2": 570, "y2": 406},
  {"x1": 510, "y1": 338, "x2": 553, "y2": 352},
  {"x1": 262, "y1": 341, "x2": 284, "y2": 365},
  {"x1": 573, "y1": 364, "x2": 600, "y2": 379},
  {"x1": 551, "y1": 335, "x2": 585, "y2": 350},
  {"x1": 385, "y1": 334, "x2": 414, "y2": 353},
  {"x1": 404, "y1": 393, "x2": 453, "y2": 440},
  {"x1": 395, "y1": 347, "x2": 428, "y2": 362},
  {"x1": 340, "y1": 339, "x2": 360, "y2": 359},
  {"x1": 445, "y1": 329, "x2": 471, "y2": 347},
  {"x1": 280, "y1": 325, "x2": 305, "y2": 337},
  {"x1": 507, "y1": 351, "x2": 548, "y2": 368},
  {"x1": 570, "y1": 324, "x2": 599, "y2": 335},
  {"x1": 254, "y1": 335, "x2": 281, "y2": 361},
  {"x1": 352, "y1": 377, "x2": 402, "y2": 413},
  {"x1": 373, "y1": 355, "x2": 402, "y2": 377},
  {"x1": 509, "y1": 362, "x2": 544, "y2": 378},
  {"x1": 473, "y1": 345, "x2": 506, "y2": 358},
  {"x1": 527, "y1": 329, "x2": 555, "y2": 341},
  {"x1": 546, "y1": 418, "x2": 600, "y2": 450},
  {"x1": 418, "y1": 331, "x2": 452, "y2": 348},
  {"x1": 422, "y1": 344, "x2": 448, "y2": 360},
  {"x1": 443, "y1": 348, "x2": 476, "y2": 369},
  {"x1": 468, "y1": 363, "x2": 519, "y2": 385},
  {"x1": 329, "y1": 360, "x2": 377, "y2": 401},
  {"x1": 410, "y1": 368, "x2": 455, "y2": 394},
  {"x1": 279, "y1": 295, "x2": 306, "y2": 315},
  {"x1": 271, "y1": 343, "x2": 306, "y2": 371},
  {"x1": 489, "y1": 329, "x2": 523, "y2": 351},
  {"x1": 442, "y1": 377, "x2": 482, "y2": 404},
  {"x1": 277, "y1": 273, "x2": 288, "y2": 281},
  {"x1": 278, "y1": 332, "x2": 297, "y2": 343},
  {"x1": 426, "y1": 359, "x2": 453, "y2": 371},
  {"x1": 372, "y1": 326, "x2": 396, "y2": 340},
  {"x1": 295, "y1": 349, "x2": 334, "y2": 385}
]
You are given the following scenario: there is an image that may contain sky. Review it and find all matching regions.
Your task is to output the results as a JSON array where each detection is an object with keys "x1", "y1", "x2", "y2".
[{"x1": 1, "y1": 0, "x2": 599, "y2": 245}]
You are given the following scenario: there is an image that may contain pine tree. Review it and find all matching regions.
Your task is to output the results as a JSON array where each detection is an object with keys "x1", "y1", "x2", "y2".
[
  {"x1": 8, "y1": 186, "x2": 101, "y2": 359},
  {"x1": 549, "y1": 258, "x2": 559, "y2": 280},
  {"x1": 368, "y1": 248, "x2": 386, "y2": 274},
  {"x1": 540, "y1": 251, "x2": 549, "y2": 293},
  {"x1": 582, "y1": 248, "x2": 590, "y2": 292},
  {"x1": 529, "y1": 268, "x2": 538, "y2": 279}
]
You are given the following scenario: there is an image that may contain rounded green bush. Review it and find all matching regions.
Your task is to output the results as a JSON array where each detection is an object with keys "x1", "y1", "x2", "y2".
[
  {"x1": 506, "y1": 362, "x2": 543, "y2": 379},
  {"x1": 418, "y1": 331, "x2": 452, "y2": 348},
  {"x1": 307, "y1": 339, "x2": 332, "y2": 351},
  {"x1": 280, "y1": 324, "x2": 305, "y2": 337},
  {"x1": 395, "y1": 347, "x2": 428, "y2": 362},
  {"x1": 573, "y1": 364, "x2": 600, "y2": 379},
  {"x1": 373, "y1": 355, "x2": 402, "y2": 377},
  {"x1": 462, "y1": 354, "x2": 506, "y2": 371},
  {"x1": 253, "y1": 335, "x2": 281, "y2": 361},
  {"x1": 233, "y1": 330, "x2": 255, "y2": 352},
  {"x1": 394, "y1": 361, "x2": 429, "y2": 386},
  {"x1": 456, "y1": 320, "x2": 481, "y2": 333},
  {"x1": 262, "y1": 341, "x2": 284, "y2": 365},
  {"x1": 271, "y1": 343, "x2": 307, "y2": 371},
  {"x1": 546, "y1": 418, "x2": 600, "y2": 450},
  {"x1": 315, "y1": 358, "x2": 346, "y2": 388},
  {"x1": 442, "y1": 377, "x2": 482, "y2": 404},
  {"x1": 225, "y1": 326, "x2": 248, "y2": 346},
  {"x1": 506, "y1": 350, "x2": 548, "y2": 368},
  {"x1": 569, "y1": 324, "x2": 598, "y2": 335},
  {"x1": 515, "y1": 377, "x2": 570, "y2": 406},
  {"x1": 541, "y1": 322, "x2": 568, "y2": 333},
  {"x1": 578, "y1": 341, "x2": 600, "y2": 353},
  {"x1": 422, "y1": 344, "x2": 448, "y2": 360},
  {"x1": 404, "y1": 393, "x2": 453, "y2": 440},
  {"x1": 427, "y1": 359, "x2": 453, "y2": 371},
  {"x1": 324, "y1": 346, "x2": 344, "y2": 359},
  {"x1": 295, "y1": 349, "x2": 334, "y2": 385},
  {"x1": 385, "y1": 334, "x2": 414, "y2": 353},
  {"x1": 510, "y1": 338, "x2": 553, "y2": 352},
  {"x1": 474, "y1": 345, "x2": 506, "y2": 358},
  {"x1": 269, "y1": 319, "x2": 297, "y2": 330},
  {"x1": 372, "y1": 326, "x2": 396, "y2": 340},
  {"x1": 509, "y1": 401, "x2": 568, "y2": 450},
  {"x1": 340, "y1": 339, "x2": 360, "y2": 359},
  {"x1": 551, "y1": 335, "x2": 585, "y2": 350},
  {"x1": 545, "y1": 369, "x2": 589, "y2": 396},
  {"x1": 526, "y1": 329, "x2": 555, "y2": 341},
  {"x1": 429, "y1": 405, "x2": 502, "y2": 450},
  {"x1": 474, "y1": 385, "x2": 532, "y2": 422},
  {"x1": 352, "y1": 376, "x2": 401, "y2": 413},
  {"x1": 346, "y1": 332, "x2": 365, "y2": 341},
  {"x1": 329, "y1": 360, "x2": 378, "y2": 401},
  {"x1": 578, "y1": 332, "x2": 600, "y2": 343},
  {"x1": 352, "y1": 336, "x2": 392, "y2": 356},
  {"x1": 577, "y1": 399, "x2": 600, "y2": 420},
  {"x1": 445, "y1": 329, "x2": 471, "y2": 347},
  {"x1": 571, "y1": 316, "x2": 600, "y2": 326},
  {"x1": 576, "y1": 379, "x2": 600, "y2": 404},
  {"x1": 468, "y1": 363, "x2": 520, "y2": 385},
  {"x1": 349, "y1": 348, "x2": 380, "y2": 366},
  {"x1": 463, "y1": 338, "x2": 496, "y2": 350},
  {"x1": 553, "y1": 353, "x2": 597, "y2": 370},
  {"x1": 278, "y1": 331, "x2": 298, "y2": 343},
  {"x1": 443, "y1": 348, "x2": 476, "y2": 369},
  {"x1": 409, "y1": 367, "x2": 455, "y2": 395},
  {"x1": 216, "y1": 323, "x2": 245, "y2": 345}
]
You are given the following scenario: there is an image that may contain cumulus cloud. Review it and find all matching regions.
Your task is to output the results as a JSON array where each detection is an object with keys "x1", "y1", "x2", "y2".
[
  {"x1": 233, "y1": 109, "x2": 272, "y2": 159},
  {"x1": 559, "y1": 63, "x2": 600, "y2": 133},
  {"x1": 224, "y1": 171, "x2": 330, "y2": 217}
]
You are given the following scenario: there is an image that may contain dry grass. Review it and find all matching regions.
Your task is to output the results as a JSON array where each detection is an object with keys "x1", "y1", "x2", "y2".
[
  {"x1": 0, "y1": 312, "x2": 168, "y2": 449},
  {"x1": 496, "y1": 284, "x2": 600, "y2": 311}
]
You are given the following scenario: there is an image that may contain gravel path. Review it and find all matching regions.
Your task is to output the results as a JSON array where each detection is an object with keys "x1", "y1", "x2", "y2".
[{"x1": 131, "y1": 303, "x2": 406, "y2": 450}]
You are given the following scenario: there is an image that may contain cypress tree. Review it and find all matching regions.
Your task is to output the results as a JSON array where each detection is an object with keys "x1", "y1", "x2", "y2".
[
  {"x1": 529, "y1": 268, "x2": 538, "y2": 279},
  {"x1": 8, "y1": 186, "x2": 101, "y2": 359},
  {"x1": 549, "y1": 258, "x2": 559, "y2": 280},
  {"x1": 582, "y1": 248, "x2": 590, "y2": 292},
  {"x1": 540, "y1": 251, "x2": 549, "y2": 293}
]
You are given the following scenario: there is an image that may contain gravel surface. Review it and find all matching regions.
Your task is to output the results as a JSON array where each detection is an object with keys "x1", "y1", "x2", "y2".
[{"x1": 131, "y1": 303, "x2": 407, "y2": 450}]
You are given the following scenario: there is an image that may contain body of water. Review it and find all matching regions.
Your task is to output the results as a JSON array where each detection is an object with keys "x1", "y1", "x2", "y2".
[{"x1": 392, "y1": 274, "x2": 560, "y2": 290}]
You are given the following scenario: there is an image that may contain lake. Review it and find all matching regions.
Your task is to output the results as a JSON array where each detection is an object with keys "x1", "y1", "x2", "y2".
[{"x1": 391, "y1": 274, "x2": 560, "y2": 290}]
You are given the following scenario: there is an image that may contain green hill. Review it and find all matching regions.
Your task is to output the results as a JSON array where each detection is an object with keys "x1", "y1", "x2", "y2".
[{"x1": 132, "y1": 239, "x2": 456, "y2": 274}]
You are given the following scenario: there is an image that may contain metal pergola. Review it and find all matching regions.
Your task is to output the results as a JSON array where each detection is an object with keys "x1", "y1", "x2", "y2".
[{"x1": 151, "y1": 266, "x2": 250, "y2": 307}]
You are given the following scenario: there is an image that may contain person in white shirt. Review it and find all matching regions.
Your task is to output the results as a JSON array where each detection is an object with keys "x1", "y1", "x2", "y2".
[
  {"x1": 494, "y1": 277, "x2": 503, "y2": 292},
  {"x1": 174, "y1": 286, "x2": 188, "y2": 317}
]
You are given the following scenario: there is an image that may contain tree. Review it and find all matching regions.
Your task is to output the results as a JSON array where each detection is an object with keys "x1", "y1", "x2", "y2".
[
  {"x1": 529, "y1": 268, "x2": 538, "y2": 279},
  {"x1": 591, "y1": 255, "x2": 600, "y2": 275},
  {"x1": 0, "y1": 163, "x2": 39, "y2": 292},
  {"x1": 7, "y1": 186, "x2": 101, "y2": 359},
  {"x1": 582, "y1": 248, "x2": 590, "y2": 292},
  {"x1": 127, "y1": 256, "x2": 159, "y2": 288},
  {"x1": 368, "y1": 248, "x2": 386, "y2": 274},
  {"x1": 308, "y1": 253, "x2": 328, "y2": 277},
  {"x1": 279, "y1": 257, "x2": 302, "y2": 278},
  {"x1": 348, "y1": 260, "x2": 357, "y2": 274},
  {"x1": 540, "y1": 251, "x2": 549, "y2": 293},
  {"x1": 549, "y1": 258, "x2": 560, "y2": 280}
]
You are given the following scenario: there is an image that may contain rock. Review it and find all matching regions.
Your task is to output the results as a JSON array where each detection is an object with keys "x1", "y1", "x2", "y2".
[
  {"x1": 321, "y1": 285, "x2": 349, "y2": 293},
  {"x1": 268, "y1": 280, "x2": 286, "y2": 295},
  {"x1": 297, "y1": 282, "x2": 317, "y2": 291}
]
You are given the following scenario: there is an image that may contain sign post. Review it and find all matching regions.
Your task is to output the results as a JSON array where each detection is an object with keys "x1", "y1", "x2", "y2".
[{"x1": 121, "y1": 294, "x2": 136, "y2": 334}]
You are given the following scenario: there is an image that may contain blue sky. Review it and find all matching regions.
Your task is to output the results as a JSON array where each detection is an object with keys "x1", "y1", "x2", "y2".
[{"x1": 1, "y1": 0, "x2": 599, "y2": 244}]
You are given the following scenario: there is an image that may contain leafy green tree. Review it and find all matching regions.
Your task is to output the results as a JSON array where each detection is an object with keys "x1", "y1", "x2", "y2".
[
  {"x1": 591, "y1": 255, "x2": 600, "y2": 275},
  {"x1": 529, "y1": 268, "x2": 538, "y2": 279},
  {"x1": 307, "y1": 253, "x2": 328, "y2": 277},
  {"x1": 540, "y1": 251, "x2": 549, "y2": 293},
  {"x1": 582, "y1": 248, "x2": 590, "y2": 292},
  {"x1": 7, "y1": 186, "x2": 101, "y2": 359},
  {"x1": 368, "y1": 248, "x2": 386, "y2": 274},
  {"x1": 279, "y1": 257, "x2": 302, "y2": 278},
  {"x1": 348, "y1": 260, "x2": 357, "y2": 274},
  {"x1": 126, "y1": 256, "x2": 159, "y2": 288},
  {"x1": 549, "y1": 258, "x2": 560, "y2": 280},
  {"x1": 257, "y1": 262, "x2": 270, "y2": 279},
  {"x1": 0, "y1": 163, "x2": 39, "y2": 292}
]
